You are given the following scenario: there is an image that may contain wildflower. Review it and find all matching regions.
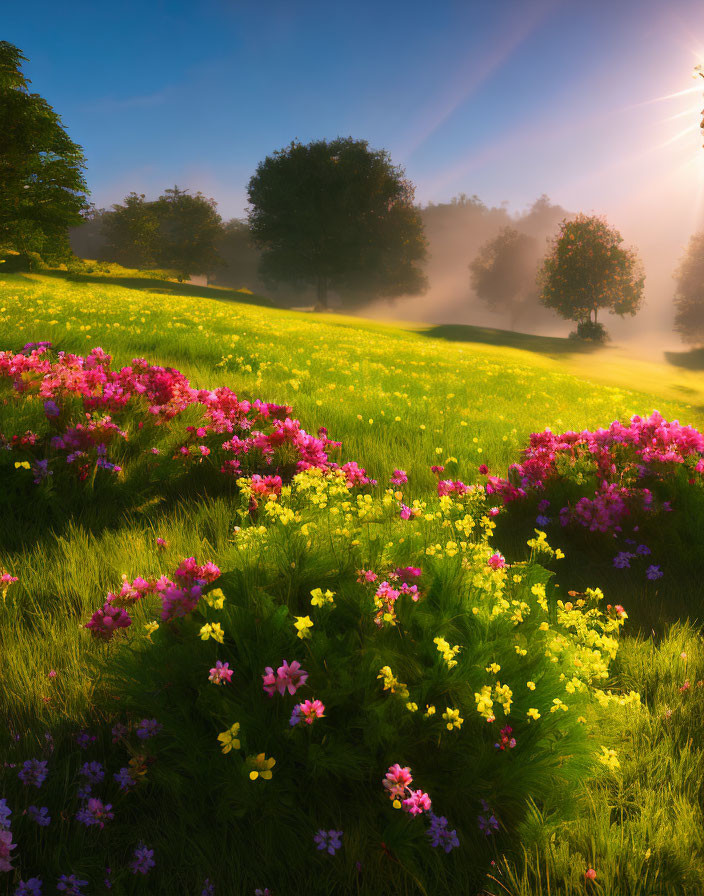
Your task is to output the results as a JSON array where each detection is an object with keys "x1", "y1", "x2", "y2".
[
  {"x1": 136, "y1": 718, "x2": 162, "y2": 740},
  {"x1": 585, "y1": 868, "x2": 597, "y2": 881},
  {"x1": 18, "y1": 759, "x2": 48, "y2": 788},
  {"x1": 0, "y1": 829, "x2": 16, "y2": 872},
  {"x1": 56, "y1": 876, "x2": 88, "y2": 895},
  {"x1": 276, "y1": 660, "x2": 308, "y2": 695},
  {"x1": 486, "y1": 662, "x2": 501, "y2": 674},
  {"x1": 377, "y1": 666, "x2": 409, "y2": 699},
  {"x1": 130, "y1": 842, "x2": 155, "y2": 874},
  {"x1": 383, "y1": 764, "x2": 413, "y2": 805},
  {"x1": 75, "y1": 730, "x2": 96, "y2": 750},
  {"x1": 310, "y1": 588, "x2": 336, "y2": 608},
  {"x1": 390, "y1": 469, "x2": 408, "y2": 486},
  {"x1": 290, "y1": 699, "x2": 325, "y2": 726},
  {"x1": 478, "y1": 800, "x2": 499, "y2": 836},
  {"x1": 399, "y1": 504, "x2": 412, "y2": 520},
  {"x1": 209, "y1": 660, "x2": 234, "y2": 685},
  {"x1": 79, "y1": 761, "x2": 105, "y2": 785},
  {"x1": 156, "y1": 537, "x2": 168, "y2": 550},
  {"x1": 85, "y1": 602, "x2": 132, "y2": 640},
  {"x1": 217, "y1": 723, "x2": 241, "y2": 754},
  {"x1": 597, "y1": 746, "x2": 620, "y2": 771},
  {"x1": 144, "y1": 621, "x2": 159, "y2": 639},
  {"x1": 494, "y1": 726, "x2": 516, "y2": 751},
  {"x1": 314, "y1": 829, "x2": 343, "y2": 855},
  {"x1": 0, "y1": 799, "x2": 11, "y2": 829},
  {"x1": 294, "y1": 615, "x2": 314, "y2": 639},
  {"x1": 478, "y1": 464, "x2": 489, "y2": 475},
  {"x1": 111, "y1": 722, "x2": 129, "y2": 742},
  {"x1": 201, "y1": 881, "x2": 215, "y2": 896},
  {"x1": 254, "y1": 890, "x2": 272, "y2": 896},
  {"x1": 114, "y1": 767, "x2": 136, "y2": 791},
  {"x1": 442, "y1": 707, "x2": 463, "y2": 731},
  {"x1": 526, "y1": 681, "x2": 536, "y2": 690},
  {"x1": 199, "y1": 622, "x2": 225, "y2": 643},
  {"x1": 636, "y1": 544, "x2": 651, "y2": 556},
  {"x1": 646, "y1": 565, "x2": 663, "y2": 580},
  {"x1": 526, "y1": 708, "x2": 541, "y2": 720},
  {"x1": 14, "y1": 879, "x2": 43, "y2": 896},
  {"x1": 26, "y1": 805, "x2": 51, "y2": 826},
  {"x1": 246, "y1": 753, "x2": 275, "y2": 780},
  {"x1": 426, "y1": 813, "x2": 460, "y2": 853},
  {"x1": 613, "y1": 552, "x2": 634, "y2": 569},
  {"x1": 487, "y1": 552, "x2": 506, "y2": 570},
  {"x1": 402, "y1": 789, "x2": 432, "y2": 816},
  {"x1": 75, "y1": 798, "x2": 114, "y2": 829}
]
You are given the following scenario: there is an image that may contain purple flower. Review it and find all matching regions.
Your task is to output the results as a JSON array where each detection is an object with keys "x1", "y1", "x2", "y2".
[
  {"x1": 646, "y1": 565, "x2": 663, "y2": 581},
  {"x1": 136, "y1": 718, "x2": 162, "y2": 740},
  {"x1": 535, "y1": 515, "x2": 551, "y2": 526},
  {"x1": 478, "y1": 800, "x2": 499, "y2": 836},
  {"x1": 79, "y1": 761, "x2": 104, "y2": 785},
  {"x1": 75, "y1": 798, "x2": 113, "y2": 829},
  {"x1": 113, "y1": 767, "x2": 135, "y2": 791},
  {"x1": 201, "y1": 881, "x2": 215, "y2": 896},
  {"x1": 43, "y1": 400, "x2": 60, "y2": 418},
  {"x1": 314, "y1": 829, "x2": 343, "y2": 855},
  {"x1": 31, "y1": 459, "x2": 52, "y2": 484},
  {"x1": 636, "y1": 544, "x2": 651, "y2": 556},
  {"x1": 56, "y1": 877, "x2": 88, "y2": 895},
  {"x1": 26, "y1": 805, "x2": 50, "y2": 827},
  {"x1": 111, "y1": 722, "x2": 129, "y2": 742},
  {"x1": 0, "y1": 798, "x2": 11, "y2": 829},
  {"x1": 130, "y1": 842, "x2": 155, "y2": 874},
  {"x1": 18, "y1": 759, "x2": 48, "y2": 788},
  {"x1": 426, "y1": 813, "x2": 460, "y2": 853},
  {"x1": 14, "y1": 880, "x2": 42, "y2": 896},
  {"x1": 75, "y1": 731, "x2": 96, "y2": 750},
  {"x1": 613, "y1": 551, "x2": 634, "y2": 569}
]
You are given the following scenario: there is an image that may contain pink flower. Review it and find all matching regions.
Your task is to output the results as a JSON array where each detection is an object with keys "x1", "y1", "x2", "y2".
[
  {"x1": 85, "y1": 603, "x2": 132, "y2": 640},
  {"x1": 383, "y1": 764, "x2": 413, "y2": 800},
  {"x1": 291, "y1": 698, "x2": 325, "y2": 726},
  {"x1": 262, "y1": 667, "x2": 277, "y2": 697},
  {"x1": 478, "y1": 464, "x2": 489, "y2": 475},
  {"x1": 399, "y1": 504, "x2": 412, "y2": 520},
  {"x1": 402, "y1": 789, "x2": 432, "y2": 816},
  {"x1": 156, "y1": 537, "x2": 168, "y2": 550},
  {"x1": 209, "y1": 661, "x2": 233, "y2": 685},
  {"x1": 0, "y1": 828, "x2": 17, "y2": 872},
  {"x1": 487, "y1": 553, "x2": 506, "y2": 570},
  {"x1": 276, "y1": 660, "x2": 308, "y2": 696},
  {"x1": 585, "y1": 868, "x2": 597, "y2": 881},
  {"x1": 390, "y1": 469, "x2": 408, "y2": 486}
]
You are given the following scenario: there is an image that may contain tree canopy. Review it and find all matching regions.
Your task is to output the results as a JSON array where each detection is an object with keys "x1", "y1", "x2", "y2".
[
  {"x1": 538, "y1": 214, "x2": 644, "y2": 339},
  {"x1": 101, "y1": 187, "x2": 223, "y2": 280},
  {"x1": 0, "y1": 41, "x2": 89, "y2": 264},
  {"x1": 469, "y1": 227, "x2": 539, "y2": 329},
  {"x1": 673, "y1": 231, "x2": 704, "y2": 347},
  {"x1": 247, "y1": 137, "x2": 428, "y2": 308}
]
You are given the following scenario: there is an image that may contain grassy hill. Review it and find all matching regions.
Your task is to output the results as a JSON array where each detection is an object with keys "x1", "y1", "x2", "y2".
[{"x1": 0, "y1": 270, "x2": 703, "y2": 894}]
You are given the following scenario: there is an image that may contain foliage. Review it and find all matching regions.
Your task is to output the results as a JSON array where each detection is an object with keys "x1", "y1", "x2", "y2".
[
  {"x1": 470, "y1": 227, "x2": 540, "y2": 330},
  {"x1": 673, "y1": 231, "x2": 704, "y2": 347},
  {"x1": 569, "y1": 319, "x2": 609, "y2": 343},
  {"x1": 0, "y1": 42, "x2": 89, "y2": 264},
  {"x1": 101, "y1": 187, "x2": 223, "y2": 280},
  {"x1": 538, "y1": 214, "x2": 644, "y2": 336},
  {"x1": 247, "y1": 138, "x2": 428, "y2": 308}
]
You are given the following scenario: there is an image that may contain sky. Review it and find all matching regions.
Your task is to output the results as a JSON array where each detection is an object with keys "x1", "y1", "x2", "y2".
[{"x1": 6, "y1": 0, "x2": 704, "y2": 340}]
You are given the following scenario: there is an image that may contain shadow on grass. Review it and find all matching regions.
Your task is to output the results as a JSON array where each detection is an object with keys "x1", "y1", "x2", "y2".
[
  {"x1": 665, "y1": 347, "x2": 704, "y2": 370},
  {"x1": 37, "y1": 270, "x2": 274, "y2": 309},
  {"x1": 417, "y1": 323, "x2": 602, "y2": 357}
]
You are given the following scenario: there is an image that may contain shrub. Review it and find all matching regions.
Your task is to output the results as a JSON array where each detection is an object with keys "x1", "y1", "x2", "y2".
[{"x1": 569, "y1": 320, "x2": 609, "y2": 343}]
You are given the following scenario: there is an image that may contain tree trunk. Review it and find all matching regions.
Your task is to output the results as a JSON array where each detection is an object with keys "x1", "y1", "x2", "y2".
[{"x1": 316, "y1": 276, "x2": 328, "y2": 310}]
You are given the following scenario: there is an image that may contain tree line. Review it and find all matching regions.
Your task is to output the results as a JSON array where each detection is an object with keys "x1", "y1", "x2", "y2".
[{"x1": 2, "y1": 40, "x2": 704, "y2": 345}]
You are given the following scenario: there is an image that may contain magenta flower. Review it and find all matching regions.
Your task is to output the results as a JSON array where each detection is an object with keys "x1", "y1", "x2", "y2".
[
  {"x1": 0, "y1": 828, "x2": 16, "y2": 872},
  {"x1": 209, "y1": 661, "x2": 234, "y2": 685},
  {"x1": 85, "y1": 602, "x2": 132, "y2": 640},
  {"x1": 383, "y1": 764, "x2": 413, "y2": 801},
  {"x1": 402, "y1": 789, "x2": 432, "y2": 816},
  {"x1": 399, "y1": 504, "x2": 412, "y2": 520},
  {"x1": 262, "y1": 667, "x2": 278, "y2": 697},
  {"x1": 275, "y1": 660, "x2": 308, "y2": 696},
  {"x1": 487, "y1": 553, "x2": 506, "y2": 570},
  {"x1": 390, "y1": 469, "x2": 408, "y2": 486},
  {"x1": 290, "y1": 699, "x2": 325, "y2": 726}
]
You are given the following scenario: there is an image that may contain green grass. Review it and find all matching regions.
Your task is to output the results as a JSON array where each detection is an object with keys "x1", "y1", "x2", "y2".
[{"x1": 1, "y1": 270, "x2": 703, "y2": 894}]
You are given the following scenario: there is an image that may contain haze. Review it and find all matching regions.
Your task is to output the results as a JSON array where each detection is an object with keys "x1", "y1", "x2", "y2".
[{"x1": 7, "y1": 0, "x2": 704, "y2": 349}]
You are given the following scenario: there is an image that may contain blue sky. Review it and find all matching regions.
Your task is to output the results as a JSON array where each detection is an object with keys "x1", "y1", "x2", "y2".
[{"x1": 6, "y1": 0, "x2": 704, "y2": 232}]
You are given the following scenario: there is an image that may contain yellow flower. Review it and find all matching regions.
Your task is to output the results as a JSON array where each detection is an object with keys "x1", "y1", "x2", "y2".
[
  {"x1": 294, "y1": 615, "x2": 314, "y2": 639},
  {"x1": 203, "y1": 588, "x2": 225, "y2": 609},
  {"x1": 526, "y1": 681, "x2": 536, "y2": 690},
  {"x1": 217, "y1": 723, "x2": 241, "y2": 754},
  {"x1": 199, "y1": 622, "x2": 224, "y2": 643},
  {"x1": 406, "y1": 702, "x2": 418, "y2": 712},
  {"x1": 247, "y1": 753, "x2": 276, "y2": 780},
  {"x1": 442, "y1": 707, "x2": 463, "y2": 730},
  {"x1": 526, "y1": 708, "x2": 541, "y2": 720},
  {"x1": 597, "y1": 746, "x2": 620, "y2": 771},
  {"x1": 14, "y1": 461, "x2": 31, "y2": 470},
  {"x1": 144, "y1": 621, "x2": 159, "y2": 640},
  {"x1": 310, "y1": 588, "x2": 335, "y2": 608},
  {"x1": 424, "y1": 704, "x2": 436, "y2": 717},
  {"x1": 486, "y1": 663, "x2": 501, "y2": 674}
]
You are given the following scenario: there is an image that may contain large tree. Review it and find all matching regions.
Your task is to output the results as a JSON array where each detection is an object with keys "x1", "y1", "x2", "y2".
[
  {"x1": 247, "y1": 137, "x2": 428, "y2": 308},
  {"x1": 673, "y1": 231, "x2": 704, "y2": 346},
  {"x1": 469, "y1": 226, "x2": 539, "y2": 329},
  {"x1": 0, "y1": 41, "x2": 89, "y2": 263},
  {"x1": 101, "y1": 187, "x2": 222, "y2": 280},
  {"x1": 538, "y1": 213, "x2": 644, "y2": 341}
]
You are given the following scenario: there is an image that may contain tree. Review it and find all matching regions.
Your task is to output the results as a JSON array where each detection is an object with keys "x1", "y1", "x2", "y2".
[
  {"x1": 101, "y1": 187, "x2": 223, "y2": 280},
  {"x1": 247, "y1": 138, "x2": 428, "y2": 308},
  {"x1": 469, "y1": 227, "x2": 539, "y2": 329},
  {"x1": 673, "y1": 231, "x2": 704, "y2": 346},
  {"x1": 538, "y1": 213, "x2": 644, "y2": 341},
  {"x1": 0, "y1": 42, "x2": 89, "y2": 264}
]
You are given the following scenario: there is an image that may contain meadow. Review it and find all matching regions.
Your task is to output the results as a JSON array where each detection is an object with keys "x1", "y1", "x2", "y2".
[{"x1": 0, "y1": 269, "x2": 703, "y2": 895}]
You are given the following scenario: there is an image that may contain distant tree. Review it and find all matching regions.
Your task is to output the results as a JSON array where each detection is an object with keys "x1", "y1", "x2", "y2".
[
  {"x1": 211, "y1": 219, "x2": 264, "y2": 289},
  {"x1": 102, "y1": 193, "x2": 159, "y2": 269},
  {"x1": 0, "y1": 41, "x2": 89, "y2": 264},
  {"x1": 247, "y1": 138, "x2": 428, "y2": 308},
  {"x1": 538, "y1": 213, "x2": 644, "y2": 341},
  {"x1": 101, "y1": 187, "x2": 222, "y2": 280},
  {"x1": 469, "y1": 227, "x2": 539, "y2": 329},
  {"x1": 673, "y1": 231, "x2": 704, "y2": 346}
]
